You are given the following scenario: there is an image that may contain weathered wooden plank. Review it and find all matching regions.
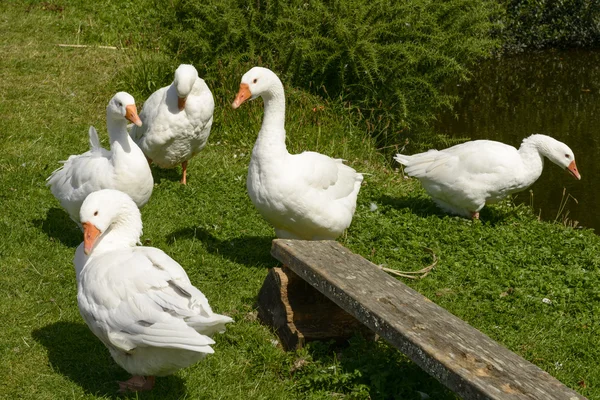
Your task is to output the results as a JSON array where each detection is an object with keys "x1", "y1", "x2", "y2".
[
  {"x1": 271, "y1": 239, "x2": 586, "y2": 400},
  {"x1": 257, "y1": 267, "x2": 375, "y2": 350}
]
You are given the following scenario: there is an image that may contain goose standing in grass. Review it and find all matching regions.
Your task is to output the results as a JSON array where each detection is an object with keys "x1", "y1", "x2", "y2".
[
  {"x1": 394, "y1": 134, "x2": 581, "y2": 219},
  {"x1": 47, "y1": 92, "x2": 153, "y2": 228},
  {"x1": 75, "y1": 189, "x2": 233, "y2": 392},
  {"x1": 232, "y1": 67, "x2": 363, "y2": 240},
  {"x1": 130, "y1": 64, "x2": 214, "y2": 185}
]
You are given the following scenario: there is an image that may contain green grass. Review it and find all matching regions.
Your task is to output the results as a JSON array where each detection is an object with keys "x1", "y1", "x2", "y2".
[{"x1": 1, "y1": 1, "x2": 598, "y2": 399}]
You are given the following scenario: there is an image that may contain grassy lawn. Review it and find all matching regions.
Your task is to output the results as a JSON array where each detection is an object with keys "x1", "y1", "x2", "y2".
[{"x1": 1, "y1": 1, "x2": 598, "y2": 399}]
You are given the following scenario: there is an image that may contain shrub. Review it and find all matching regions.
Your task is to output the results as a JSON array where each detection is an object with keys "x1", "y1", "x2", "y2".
[{"x1": 158, "y1": 0, "x2": 500, "y2": 147}]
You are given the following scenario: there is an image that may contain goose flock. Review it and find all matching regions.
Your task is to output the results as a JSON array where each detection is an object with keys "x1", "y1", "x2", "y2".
[{"x1": 46, "y1": 64, "x2": 581, "y2": 392}]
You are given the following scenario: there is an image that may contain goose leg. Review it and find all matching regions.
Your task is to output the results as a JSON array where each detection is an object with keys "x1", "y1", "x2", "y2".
[
  {"x1": 118, "y1": 375, "x2": 155, "y2": 392},
  {"x1": 181, "y1": 160, "x2": 188, "y2": 185},
  {"x1": 471, "y1": 211, "x2": 480, "y2": 219}
]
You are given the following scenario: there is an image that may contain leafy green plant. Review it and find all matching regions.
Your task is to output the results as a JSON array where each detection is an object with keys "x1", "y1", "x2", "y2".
[
  {"x1": 294, "y1": 347, "x2": 371, "y2": 399},
  {"x1": 117, "y1": 52, "x2": 176, "y2": 100},
  {"x1": 158, "y1": 0, "x2": 500, "y2": 149}
]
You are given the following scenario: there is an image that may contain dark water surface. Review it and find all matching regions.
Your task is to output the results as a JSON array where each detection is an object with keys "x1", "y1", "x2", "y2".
[{"x1": 436, "y1": 49, "x2": 600, "y2": 231}]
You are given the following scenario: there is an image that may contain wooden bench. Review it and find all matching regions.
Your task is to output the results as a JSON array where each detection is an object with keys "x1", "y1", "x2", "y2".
[{"x1": 257, "y1": 239, "x2": 585, "y2": 400}]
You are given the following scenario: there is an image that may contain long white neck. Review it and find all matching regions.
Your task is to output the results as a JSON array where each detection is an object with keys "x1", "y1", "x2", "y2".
[
  {"x1": 107, "y1": 112, "x2": 130, "y2": 145},
  {"x1": 107, "y1": 113, "x2": 145, "y2": 168},
  {"x1": 517, "y1": 135, "x2": 549, "y2": 185},
  {"x1": 91, "y1": 209, "x2": 142, "y2": 256},
  {"x1": 253, "y1": 80, "x2": 288, "y2": 157}
]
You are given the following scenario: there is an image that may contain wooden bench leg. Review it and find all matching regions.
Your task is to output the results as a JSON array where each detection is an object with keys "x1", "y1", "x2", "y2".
[{"x1": 257, "y1": 266, "x2": 375, "y2": 350}]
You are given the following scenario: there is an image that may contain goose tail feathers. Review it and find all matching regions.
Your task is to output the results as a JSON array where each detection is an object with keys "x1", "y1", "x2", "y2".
[{"x1": 88, "y1": 126, "x2": 101, "y2": 153}]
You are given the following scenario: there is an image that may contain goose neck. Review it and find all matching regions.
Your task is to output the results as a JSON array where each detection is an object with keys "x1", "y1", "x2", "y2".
[
  {"x1": 261, "y1": 85, "x2": 286, "y2": 133},
  {"x1": 92, "y1": 214, "x2": 142, "y2": 255},
  {"x1": 253, "y1": 86, "x2": 287, "y2": 156},
  {"x1": 519, "y1": 135, "x2": 552, "y2": 159},
  {"x1": 107, "y1": 117, "x2": 132, "y2": 150},
  {"x1": 518, "y1": 136, "x2": 546, "y2": 180},
  {"x1": 107, "y1": 117, "x2": 147, "y2": 168}
]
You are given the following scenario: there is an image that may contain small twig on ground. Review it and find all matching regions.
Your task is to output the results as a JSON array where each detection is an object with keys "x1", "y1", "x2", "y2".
[
  {"x1": 379, "y1": 247, "x2": 438, "y2": 279},
  {"x1": 57, "y1": 44, "x2": 119, "y2": 50}
]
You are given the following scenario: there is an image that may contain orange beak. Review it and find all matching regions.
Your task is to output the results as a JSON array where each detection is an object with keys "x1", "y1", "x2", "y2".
[
  {"x1": 567, "y1": 160, "x2": 581, "y2": 180},
  {"x1": 178, "y1": 96, "x2": 187, "y2": 111},
  {"x1": 125, "y1": 104, "x2": 142, "y2": 127},
  {"x1": 82, "y1": 222, "x2": 101, "y2": 255},
  {"x1": 232, "y1": 83, "x2": 251, "y2": 109}
]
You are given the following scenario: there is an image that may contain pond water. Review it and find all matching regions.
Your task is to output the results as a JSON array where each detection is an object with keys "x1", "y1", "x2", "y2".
[{"x1": 436, "y1": 49, "x2": 600, "y2": 231}]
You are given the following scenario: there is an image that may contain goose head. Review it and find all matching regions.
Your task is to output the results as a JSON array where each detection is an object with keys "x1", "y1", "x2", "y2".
[
  {"x1": 232, "y1": 67, "x2": 280, "y2": 109},
  {"x1": 539, "y1": 136, "x2": 581, "y2": 180},
  {"x1": 174, "y1": 64, "x2": 199, "y2": 111},
  {"x1": 107, "y1": 92, "x2": 142, "y2": 127},
  {"x1": 79, "y1": 189, "x2": 142, "y2": 255}
]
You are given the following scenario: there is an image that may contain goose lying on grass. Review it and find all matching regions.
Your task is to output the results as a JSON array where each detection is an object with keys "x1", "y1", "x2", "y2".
[
  {"x1": 131, "y1": 64, "x2": 214, "y2": 184},
  {"x1": 75, "y1": 189, "x2": 233, "y2": 392},
  {"x1": 394, "y1": 134, "x2": 581, "y2": 219},
  {"x1": 47, "y1": 92, "x2": 153, "y2": 228},
  {"x1": 232, "y1": 67, "x2": 363, "y2": 240}
]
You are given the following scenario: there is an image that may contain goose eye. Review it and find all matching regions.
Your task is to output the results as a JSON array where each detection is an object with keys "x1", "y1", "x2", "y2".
[
  {"x1": 94, "y1": 211, "x2": 98, "y2": 216},
  {"x1": 252, "y1": 78, "x2": 258, "y2": 84},
  {"x1": 117, "y1": 102, "x2": 122, "y2": 107},
  {"x1": 565, "y1": 154, "x2": 570, "y2": 159}
]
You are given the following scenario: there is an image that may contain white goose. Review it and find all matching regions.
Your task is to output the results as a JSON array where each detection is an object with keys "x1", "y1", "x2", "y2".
[
  {"x1": 47, "y1": 92, "x2": 153, "y2": 227},
  {"x1": 232, "y1": 67, "x2": 363, "y2": 240},
  {"x1": 75, "y1": 189, "x2": 233, "y2": 392},
  {"x1": 130, "y1": 64, "x2": 214, "y2": 184},
  {"x1": 394, "y1": 134, "x2": 581, "y2": 219}
]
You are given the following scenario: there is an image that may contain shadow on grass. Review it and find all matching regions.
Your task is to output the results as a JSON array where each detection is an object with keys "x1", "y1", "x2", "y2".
[
  {"x1": 477, "y1": 204, "x2": 515, "y2": 224},
  {"x1": 32, "y1": 207, "x2": 81, "y2": 247},
  {"x1": 376, "y1": 194, "x2": 515, "y2": 225},
  {"x1": 153, "y1": 165, "x2": 183, "y2": 184},
  {"x1": 302, "y1": 335, "x2": 457, "y2": 399},
  {"x1": 32, "y1": 321, "x2": 186, "y2": 399},
  {"x1": 167, "y1": 227, "x2": 275, "y2": 268},
  {"x1": 376, "y1": 194, "x2": 445, "y2": 219}
]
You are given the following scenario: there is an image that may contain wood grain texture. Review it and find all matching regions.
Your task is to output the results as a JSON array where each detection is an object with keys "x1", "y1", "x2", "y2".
[
  {"x1": 257, "y1": 267, "x2": 303, "y2": 349},
  {"x1": 257, "y1": 266, "x2": 375, "y2": 350},
  {"x1": 271, "y1": 239, "x2": 586, "y2": 400}
]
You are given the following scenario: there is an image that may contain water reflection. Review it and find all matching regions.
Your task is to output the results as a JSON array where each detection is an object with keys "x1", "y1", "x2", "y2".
[{"x1": 436, "y1": 49, "x2": 600, "y2": 231}]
